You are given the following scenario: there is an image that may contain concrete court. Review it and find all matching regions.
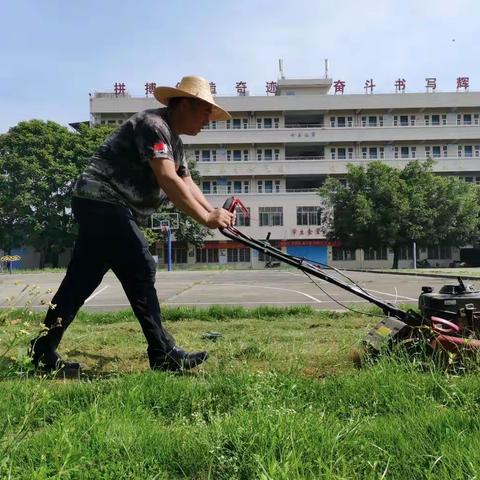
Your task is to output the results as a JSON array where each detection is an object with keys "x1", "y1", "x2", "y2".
[{"x1": 1, "y1": 269, "x2": 472, "y2": 312}]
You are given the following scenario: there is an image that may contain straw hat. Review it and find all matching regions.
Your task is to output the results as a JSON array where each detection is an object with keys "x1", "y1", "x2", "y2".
[{"x1": 154, "y1": 75, "x2": 231, "y2": 121}]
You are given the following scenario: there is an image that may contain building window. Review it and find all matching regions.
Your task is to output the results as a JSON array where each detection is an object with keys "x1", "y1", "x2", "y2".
[
  {"x1": 259, "y1": 207, "x2": 283, "y2": 226},
  {"x1": 202, "y1": 181, "x2": 217, "y2": 194},
  {"x1": 361, "y1": 115, "x2": 383, "y2": 127},
  {"x1": 226, "y1": 180, "x2": 250, "y2": 195},
  {"x1": 364, "y1": 246, "x2": 388, "y2": 261},
  {"x1": 457, "y1": 113, "x2": 479, "y2": 125},
  {"x1": 196, "y1": 247, "x2": 219, "y2": 263},
  {"x1": 257, "y1": 148, "x2": 280, "y2": 161},
  {"x1": 227, "y1": 118, "x2": 248, "y2": 129},
  {"x1": 332, "y1": 116, "x2": 353, "y2": 128},
  {"x1": 458, "y1": 145, "x2": 480, "y2": 157},
  {"x1": 361, "y1": 147, "x2": 385, "y2": 159},
  {"x1": 332, "y1": 247, "x2": 356, "y2": 261},
  {"x1": 297, "y1": 206, "x2": 322, "y2": 226},
  {"x1": 236, "y1": 207, "x2": 251, "y2": 227},
  {"x1": 394, "y1": 146, "x2": 417, "y2": 159},
  {"x1": 257, "y1": 180, "x2": 280, "y2": 193},
  {"x1": 425, "y1": 145, "x2": 448, "y2": 158},
  {"x1": 394, "y1": 115, "x2": 416, "y2": 126},
  {"x1": 331, "y1": 147, "x2": 353, "y2": 160},
  {"x1": 199, "y1": 149, "x2": 216, "y2": 162},
  {"x1": 227, "y1": 248, "x2": 251, "y2": 263},
  {"x1": 227, "y1": 149, "x2": 249, "y2": 161},
  {"x1": 427, "y1": 246, "x2": 451, "y2": 260},
  {"x1": 256, "y1": 118, "x2": 279, "y2": 129},
  {"x1": 424, "y1": 114, "x2": 447, "y2": 126}
]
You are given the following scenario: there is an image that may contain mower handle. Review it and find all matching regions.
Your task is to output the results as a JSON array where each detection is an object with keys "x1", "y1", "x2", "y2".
[{"x1": 221, "y1": 196, "x2": 250, "y2": 216}]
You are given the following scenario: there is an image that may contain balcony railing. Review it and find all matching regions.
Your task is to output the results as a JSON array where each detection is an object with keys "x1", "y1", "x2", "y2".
[
  {"x1": 201, "y1": 122, "x2": 480, "y2": 131},
  {"x1": 195, "y1": 155, "x2": 479, "y2": 164},
  {"x1": 201, "y1": 189, "x2": 320, "y2": 196}
]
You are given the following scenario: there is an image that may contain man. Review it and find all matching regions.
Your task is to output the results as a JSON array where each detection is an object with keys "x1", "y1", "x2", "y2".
[{"x1": 30, "y1": 75, "x2": 233, "y2": 373}]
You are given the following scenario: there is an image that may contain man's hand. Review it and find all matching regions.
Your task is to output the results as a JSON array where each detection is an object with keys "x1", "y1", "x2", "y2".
[{"x1": 205, "y1": 208, "x2": 234, "y2": 229}]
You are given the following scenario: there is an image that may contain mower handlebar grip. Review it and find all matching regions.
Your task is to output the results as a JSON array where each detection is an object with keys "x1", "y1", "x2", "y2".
[{"x1": 222, "y1": 196, "x2": 236, "y2": 212}]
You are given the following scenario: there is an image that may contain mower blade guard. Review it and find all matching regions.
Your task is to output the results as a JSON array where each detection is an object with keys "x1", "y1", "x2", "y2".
[{"x1": 364, "y1": 316, "x2": 413, "y2": 354}]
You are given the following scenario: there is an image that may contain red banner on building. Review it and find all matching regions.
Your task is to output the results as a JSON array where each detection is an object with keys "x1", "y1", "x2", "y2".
[{"x1": 279, "y1": 239, "x2": 341, "y2": 247}]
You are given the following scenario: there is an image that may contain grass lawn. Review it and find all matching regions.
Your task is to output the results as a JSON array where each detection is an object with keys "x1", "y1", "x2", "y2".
[{"x1": 2, "y1": 305, "x2": 480, "y2": 479}]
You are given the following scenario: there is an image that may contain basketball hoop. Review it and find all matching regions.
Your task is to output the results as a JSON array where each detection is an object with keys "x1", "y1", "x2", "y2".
[{"x1": 151, "y1": 212, "x2": 179, "y2": 231}]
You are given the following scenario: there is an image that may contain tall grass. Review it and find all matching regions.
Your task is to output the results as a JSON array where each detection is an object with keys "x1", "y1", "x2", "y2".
[
  {"x1": 2, "y1": 307, "x2": 480, "y2": 478},
  {"x1": 2, "y1": 360, "x2": 480, "y2": 479}
]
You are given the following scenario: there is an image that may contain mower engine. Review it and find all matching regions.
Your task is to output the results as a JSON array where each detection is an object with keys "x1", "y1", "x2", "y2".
[
  {"x1": 365, "y1": 277, "x2": 480, "y2": 355},
  {"x1": 419, "y1": 277, "x2": 480, "y2": 323},
  {"x1": 418, "y1": 277, "x2": 480, "y2": 351}
]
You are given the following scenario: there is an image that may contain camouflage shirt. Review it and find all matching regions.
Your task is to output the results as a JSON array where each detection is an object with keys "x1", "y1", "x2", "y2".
[{"x1": 74, "y1": 108, "x2": 189, "y2": 225}]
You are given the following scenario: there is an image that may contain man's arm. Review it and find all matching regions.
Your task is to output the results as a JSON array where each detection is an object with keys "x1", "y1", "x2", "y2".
[
  {"x1": 149, "y1": 159, "x2": 233, "y2": 229},
  {"x1": 182, "y1": 175, "x2": 214, "y2": 213}
]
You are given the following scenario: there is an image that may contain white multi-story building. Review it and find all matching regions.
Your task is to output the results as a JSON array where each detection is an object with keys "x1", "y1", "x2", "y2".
[{"x1": 90, "y1": 77, "x2": 480, "y2": 269}]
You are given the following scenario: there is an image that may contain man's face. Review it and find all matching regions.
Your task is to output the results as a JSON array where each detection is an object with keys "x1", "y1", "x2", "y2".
[{"x1": 181, "y1": 99, "x2": 213, "y2": 135}]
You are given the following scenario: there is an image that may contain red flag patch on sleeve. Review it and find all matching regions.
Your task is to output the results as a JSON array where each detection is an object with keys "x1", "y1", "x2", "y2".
[{"x1": 153, "y1": 142, "x2": 170, "y2": 158}]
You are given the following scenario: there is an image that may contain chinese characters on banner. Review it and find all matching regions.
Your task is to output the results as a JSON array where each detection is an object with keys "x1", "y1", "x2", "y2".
[
  {"x1": 118, "y1": 76, "x2": 474, "y2": 96},
  {"x1": 395, "y1": 78, "x2": 406, "y2": 93},
  {"x1": 235, "y1": 81, "x2": 247, "y2": 95},
  {"x1": 425, "y1": 77, "x2": 436, "y2": 91},
  {"x1": 333, "y1": 80, "x2": 345, "y2": 94},
  {"x1": 291, "y1": 228, "x2": 322, "y2": 236},
  {"x1": 265, "y1": 81, "x2": 277, "y2": 95},
  {"x1": 114, "y1": 82, "x2": 126, "y2": 96},
  {"x1": 144, "y1": 82, "x2": 156, "y2": 96},
  {"x1": 364, "y1": 79, "x2": 375, "y2": 94},
  {"x1": 457, "y1": 77, "x2": 469, "y2": 91}
]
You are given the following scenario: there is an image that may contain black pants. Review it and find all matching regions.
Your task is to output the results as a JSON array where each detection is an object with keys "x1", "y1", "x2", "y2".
[{"x1": 42, "y1": 197, "x2": 175, "y2": 359}]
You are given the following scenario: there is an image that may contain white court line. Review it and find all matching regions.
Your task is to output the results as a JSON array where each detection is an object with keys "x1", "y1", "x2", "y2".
[
  {"x1": 274, "y1": 271, "x2": 417, "y2": 302},
  {"x1": 205, "y1": 283, "x2": 323, "y2": 304},
  {"x1": 364, "y1": 288, "x2": 417, "y2": 302},
  {"x1": 85, "y1": 285, "x2": 109, "y2": 304}
]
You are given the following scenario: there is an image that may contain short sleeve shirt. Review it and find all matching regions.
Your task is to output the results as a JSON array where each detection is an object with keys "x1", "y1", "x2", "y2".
[{"x1": 74, "y1": 108, "x2": 189, "y2": 224}]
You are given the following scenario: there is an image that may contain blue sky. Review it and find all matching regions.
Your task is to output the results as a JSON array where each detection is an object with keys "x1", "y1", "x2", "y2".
[{"x1": 1, "y1": 0, "x2": 478, "y2": 133}]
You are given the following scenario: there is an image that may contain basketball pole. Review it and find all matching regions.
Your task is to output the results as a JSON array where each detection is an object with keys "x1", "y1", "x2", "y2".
[{"x1": 167, "y1": 225, "x2": 172, "y2": 272}]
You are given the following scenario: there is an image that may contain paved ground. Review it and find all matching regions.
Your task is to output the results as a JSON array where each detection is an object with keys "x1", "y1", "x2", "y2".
[{"x1": 1, "y1": 269, "x2": 474, "y2": 312}]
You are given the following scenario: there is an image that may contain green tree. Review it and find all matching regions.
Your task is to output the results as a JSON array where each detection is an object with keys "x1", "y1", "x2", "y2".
[
  {"x1": 320, "y1": 160, "x2": 480, "y2": 269},
  {"x1": 0, "y1": 120, "x2": 113, "y2": 267}
]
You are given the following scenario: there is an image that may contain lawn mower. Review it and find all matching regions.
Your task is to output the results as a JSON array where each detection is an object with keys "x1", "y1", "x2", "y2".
[{"x1": 219, "y1": 197, "x2": 480, "y2": 358}]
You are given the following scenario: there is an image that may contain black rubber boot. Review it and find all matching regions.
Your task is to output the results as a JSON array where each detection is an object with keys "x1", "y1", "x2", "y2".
[
  {"x1": 149, "y1": 347, "x2": 208, "y2": 372},
  {"x1": 29, "y1": 336, "x2": 81, "y2": 374}
]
